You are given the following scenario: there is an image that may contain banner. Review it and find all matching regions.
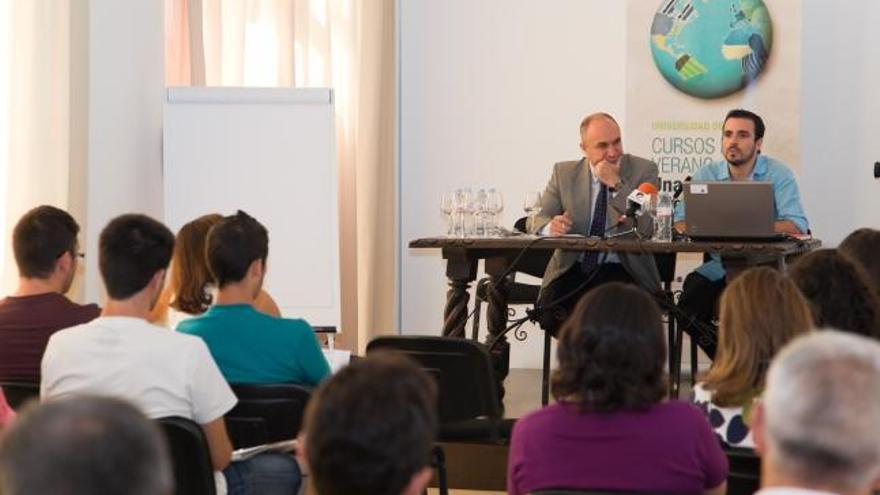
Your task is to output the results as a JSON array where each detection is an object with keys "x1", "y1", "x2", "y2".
[{"x1": 626, "y1": 0, "x2": 802, "y2": 193}]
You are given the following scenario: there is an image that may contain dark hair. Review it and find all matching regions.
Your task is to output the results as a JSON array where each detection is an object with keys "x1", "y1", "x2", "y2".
[
  {"x1": 206, "y1": 210, "x2": 269, "y2": 288},
  {"x1": 552, "y1": 282, "x2": 667, "y2": 411},
  {"x1": 790, "y1": 249, "x2": 880, "y2": 339},
  {"x1": 0, "y1": 396, "x2": 172, "y2": 495},
  {"x1": 99, "y1": 214, "x2": 175, "y2": 300},
  {"x1": 169, "y1": 214, "x2": 223, "y2": 314},
  {"x1": 840, "y1": 228, "x2": 880, "y2": 298},
  {"x1": 12, "y1": 205, "x2": 80, "y2": 279},
  {"x1": 304, "y1": 353, "x2": 437, "y2": 495},
  {"x1": 724, "y1": 109, "x2": 765, "y2": 140}
]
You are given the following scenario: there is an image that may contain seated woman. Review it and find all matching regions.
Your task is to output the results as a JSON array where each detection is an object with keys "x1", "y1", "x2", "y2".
[
  {"x1": 840, "y1": 228, "x2": 880, "y2": 297},
  {"x1": 692, "y1": 267, "x2": 813, "y2": 448},
  {"x1": 150, "y1": 213, "x2": 281, "y2": 328},
  {"x1": 789, "y1": 248, "x2": 880, "y2": 339},
  {"x1": 508, "y1": 283, "x2": 727, "y2": 495}
]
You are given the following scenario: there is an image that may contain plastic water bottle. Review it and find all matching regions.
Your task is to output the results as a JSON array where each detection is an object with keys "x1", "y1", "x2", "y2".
[{"x1": 653, "y1": 191, "x2": 673, "y2": 242}]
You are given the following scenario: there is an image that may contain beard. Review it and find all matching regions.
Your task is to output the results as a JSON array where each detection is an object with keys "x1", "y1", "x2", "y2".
[{"x1": 725, "y1": 146, "x2": 756, "y2": 167}]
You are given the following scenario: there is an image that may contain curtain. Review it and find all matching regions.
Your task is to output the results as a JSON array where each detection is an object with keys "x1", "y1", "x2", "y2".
[
  {"x1": 0, "y1": 1, "x2": 73, "y2": 295},
  {"x1": 165, "y1": 0, "x2": 397, "y2": 352}
]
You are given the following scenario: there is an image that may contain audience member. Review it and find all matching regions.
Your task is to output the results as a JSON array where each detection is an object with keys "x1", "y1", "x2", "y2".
[
  {"x1": 692, "y1": 268, "x2": 813, "y2": 448},
  {"x1": 0, "y1": 206, "x2": 100, "y2": 382},
  {"x1": 508, "y1": 282, "x2": 727, "y2": 495},
  {"x1": 753, "y1": 331, "x2": 880, "y2": 495},
  {"x1": 150, "y1": 213, "x2": 280, "y2": 328},
  {"x1": 40, "y1": 213, "x2": 301, "y2": 495},
  {"x1": 0, "y1": 390, "x2": 14, "y2": 430},
  {"x1": 301, "y1": 353, "x2": 437, "y2": 495},
  {"x1": 0, "y1": 395, "x2": 172, "y2": 495},
  {"x1": 789, "y1": 249, "x2": 880, "y2": 338},
  {"x1": 178, "y1": 210, "x2": 329, "y2": 385},
  {"x1": 839, "y1": 227, "x2": 880, "y2": 297}
]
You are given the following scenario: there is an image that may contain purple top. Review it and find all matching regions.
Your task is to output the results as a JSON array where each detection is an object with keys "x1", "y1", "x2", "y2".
[{"x1": 508, "y1": 401, "x2": 728, "y2": 495}]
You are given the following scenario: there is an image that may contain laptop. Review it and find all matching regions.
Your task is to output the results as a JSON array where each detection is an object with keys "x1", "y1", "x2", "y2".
[{"x1": 683, "y1": 181, "x2": 785, "y2": 241}]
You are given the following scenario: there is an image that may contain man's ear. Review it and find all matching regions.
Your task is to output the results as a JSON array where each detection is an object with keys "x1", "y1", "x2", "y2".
[
  {"x1": 752, "y1": 401, "x2": 767, "y2": 456},
  {"x1": 247, "y1": 259, "x2": 264, "y2": 279},
  {"x1": 55, "y1": 251, "x2": 73, "y2": 276},
  {"x1": 401, "y1": 467, "x2": 433, "y2": 495},
  {"x1": 755, "y1": 137, "x2": 764, "y2": 154}
]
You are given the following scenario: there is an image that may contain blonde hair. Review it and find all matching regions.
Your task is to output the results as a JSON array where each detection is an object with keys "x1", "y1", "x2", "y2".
[{"x1": 703, "y1": 267, "x2": 813, "y2": 406}]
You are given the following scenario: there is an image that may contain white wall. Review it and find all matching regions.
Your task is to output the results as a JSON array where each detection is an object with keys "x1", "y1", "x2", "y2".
[
  {"x1": 801, "y1": 0, "x2": 880, "y2": 245},
  {"x1": 399, "y1": 0, "x2": 628, "y2": 368},
  {"x1": 81, "y1": 0, "x2": 164, "y2": 302}
]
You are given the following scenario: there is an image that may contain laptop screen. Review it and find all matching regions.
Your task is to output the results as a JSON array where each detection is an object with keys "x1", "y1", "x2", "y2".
[{"x1": 683, "y1": 182, "x2": 777, "y2": 239}]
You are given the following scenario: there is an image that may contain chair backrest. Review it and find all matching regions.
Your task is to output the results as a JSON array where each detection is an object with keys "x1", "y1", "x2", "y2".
[
  {"x1": 725, "y1": 446, "x2": 761, "y2": 495},
  {"x1": 0, "y1": 382, "x2": 40, "y2": 409},
  {"x1": 225, "y1": 383, "x2": 312, "y2": 449},
  {"x1": 366, "y1": 336, "x2": 503, "y2": 424},
  {"x1": 156, "y1": 416, "x2": 217, "y2": 495}
]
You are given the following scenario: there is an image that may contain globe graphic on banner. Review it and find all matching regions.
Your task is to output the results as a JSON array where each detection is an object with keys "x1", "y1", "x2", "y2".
[{"x1": 650, "y1": 0, "x2": 773, "y2": 99}]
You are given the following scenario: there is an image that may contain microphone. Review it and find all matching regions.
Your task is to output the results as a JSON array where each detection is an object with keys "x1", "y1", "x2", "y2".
[
  {"x1": 673, "y1": 176, "x2": 692, "y2": 201},
  {"x1": 623, "y1": 182, "x2": 659, "y2": 221}
]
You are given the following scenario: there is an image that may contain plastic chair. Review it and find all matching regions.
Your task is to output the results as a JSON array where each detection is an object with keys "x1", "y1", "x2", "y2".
[
  {"x1": 366, "y1": 335, "x2": 513, "y2": 443},
  {"x1": 225, "y1": 383, "x2": 312, "y2": 449},
  {"x1": 157, "y1": 416, "x2": 217, "y2": 495},
  {"x1": 0, "y1": 382, "x2": 40, "y2": 409}
]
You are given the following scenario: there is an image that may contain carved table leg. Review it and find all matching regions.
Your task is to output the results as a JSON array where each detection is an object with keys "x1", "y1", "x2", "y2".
[
  {"x1": 441, "y1": 249, "x2": 477, "y2": 338},
  {"x1": 484, "y1": 257, "x2": 512, "y2": 383}
]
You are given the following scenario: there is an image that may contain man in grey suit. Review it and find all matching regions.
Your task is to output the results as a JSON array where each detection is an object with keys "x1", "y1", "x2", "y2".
[{"x1": 529, "y1": 113, "x2": 661, "y2": 336}]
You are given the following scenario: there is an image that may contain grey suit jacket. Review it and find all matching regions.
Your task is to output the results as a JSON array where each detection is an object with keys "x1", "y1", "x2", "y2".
[{"x1": 528, "y1": 154, "x2": 662, "y2": 292}]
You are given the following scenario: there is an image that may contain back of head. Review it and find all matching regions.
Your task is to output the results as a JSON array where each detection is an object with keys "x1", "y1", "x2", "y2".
[
  {"x1": 12, "y1": 205, "x2": 79, "y2": 279},
  {"x1": 552, "y1": 282, "x2": 666, "y2": 411},
  {"x1": 763, "y1": 331, "x2": 880, "y2": 492},
  {"x1": 0, "y1": 395, "x2": 173, "y2": 495},
  {"x1": 169, "y1": 213, "x2": 223, "y2": 314},
  {"x1": 304, "y1": 353, "x2": 438, "y2": 495},
  {"x1": 705, "y1": 267, "x2": 813, "y2": 406},
  {"x1": 205, "y1": 210, "x2": 268, "y2": 288},
  {"x1": 99, "y1": 214, "x2": 175, "y2": 300},
  {"x1": 840, "y1": 228, "x2": 880, "y2": 297},
  {"x1": 789, "y1": 249, "x2": 880, "y2": 338}
]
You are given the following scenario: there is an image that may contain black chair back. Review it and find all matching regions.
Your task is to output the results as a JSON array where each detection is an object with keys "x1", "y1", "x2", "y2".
[
  {"x1": 225, "y1": 383, "x2": 312, "y2": 449},
  {"x1": 0, "y1": 382, "x2": 40, "y2": 409},
  {"x1": 157, "y1": 416, "x2": 217, "y2": 495},
  {"x1": 367, "y1": 336, "x2": 502, "y2": 425},
  {"x1": 725, "y1": 446, "x2": 761, "y2": 495}
]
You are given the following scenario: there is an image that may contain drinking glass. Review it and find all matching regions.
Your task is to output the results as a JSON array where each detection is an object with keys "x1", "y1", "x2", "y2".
[
  {"x1": 440, "y1": 192, "x2": 454, "y2": 236},
  {"x1": 487, "y1": 188, "x2": 504, "y2": 236},
  {"x1": 523, "y1": 191, "x2": 542, "y2": 229},
  {"x1": 453, "y1": 188, "x2": 473, "y2": 237}
]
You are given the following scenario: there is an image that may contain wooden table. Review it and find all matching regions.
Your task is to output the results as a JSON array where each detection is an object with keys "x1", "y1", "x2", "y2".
[{"x1": 410, "y1": 235, "x2": 821, "y2": 373}]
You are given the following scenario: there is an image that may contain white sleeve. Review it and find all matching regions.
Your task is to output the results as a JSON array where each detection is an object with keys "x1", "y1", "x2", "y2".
[{"x1": 187, "y1": 339, "x2": 237, "y2": 424}]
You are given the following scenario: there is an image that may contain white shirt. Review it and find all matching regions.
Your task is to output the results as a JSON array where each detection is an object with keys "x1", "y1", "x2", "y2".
[{"x1": 41, "y1": 316, "x2": 237, "y2": 494}]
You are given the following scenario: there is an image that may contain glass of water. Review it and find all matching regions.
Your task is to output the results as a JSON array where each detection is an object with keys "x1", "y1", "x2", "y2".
[
  {"x1": 523, "y1": 191, "x2": 542, "y2": 230},
  {"x1": 440, "y1": 192, "x2": 454, "y2": 236}
]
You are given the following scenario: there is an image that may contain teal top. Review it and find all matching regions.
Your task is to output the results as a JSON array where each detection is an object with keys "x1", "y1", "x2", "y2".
[{"x1": 177, "y1": 304, "x2": 330, "y2": 386}]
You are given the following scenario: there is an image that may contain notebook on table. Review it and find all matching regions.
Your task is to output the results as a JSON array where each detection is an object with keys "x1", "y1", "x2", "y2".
[{"x1": 683, "y1": 181, "x2": 787, "y2": 241}]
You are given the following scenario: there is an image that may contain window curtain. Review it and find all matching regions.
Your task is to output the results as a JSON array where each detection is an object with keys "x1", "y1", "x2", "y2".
[
  {"x1": 165, "y1": 0, "x2": 397, "y2": 352},
  {"x1": 0, "y1": 1, "x2": 74, "y2": 295}
]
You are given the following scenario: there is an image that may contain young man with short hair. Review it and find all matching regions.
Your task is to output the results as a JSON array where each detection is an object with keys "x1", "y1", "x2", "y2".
[
  {"x1": 301, "y1": 354, "x2": 438, "y2": 495},
  {"x1": 41, "y1": 214, "x2": 301, "y2": 495},
  {"x1": 178, "y1": 210, "x2": 329, "y2": 386},
  {"x1": 0, "y1": 205, "x2": 100, "y2": 382}
]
